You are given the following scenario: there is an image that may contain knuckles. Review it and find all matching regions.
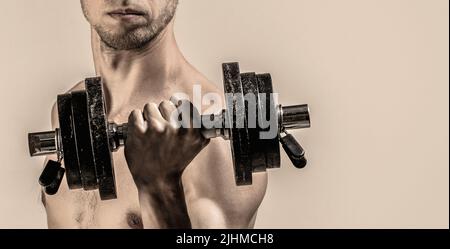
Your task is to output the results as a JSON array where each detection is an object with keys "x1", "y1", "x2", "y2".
[
  {"x1": 146, "y1": 118, "x2": 165, "y2": 134},
  {"x1": 143, "y1": 102, "x2": 158, "y2": 116},
  {"x1": 126, "y1": 100, "x2": 208, "y2": 146},
  {"x1": 158, "y1": 100, "x2": 173, "y2": 112},
  {"x1": 128, "y1": 109, "x2": 142, "y2": 123}
]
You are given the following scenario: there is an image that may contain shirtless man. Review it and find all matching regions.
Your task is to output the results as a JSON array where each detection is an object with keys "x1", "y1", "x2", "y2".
[{"x1": 42, "y1": 0, "x2": 267, "y2": 229}]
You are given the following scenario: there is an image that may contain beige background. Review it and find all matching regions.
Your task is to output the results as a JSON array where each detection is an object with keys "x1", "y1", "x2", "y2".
[{"x1": 0, "y1": 0, "x2": 448, "y2": 228}]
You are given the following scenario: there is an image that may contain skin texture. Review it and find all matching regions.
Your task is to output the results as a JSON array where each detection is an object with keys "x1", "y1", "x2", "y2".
[{"x1": 43, "y1": 0, "x2": 267, "y2": 229}]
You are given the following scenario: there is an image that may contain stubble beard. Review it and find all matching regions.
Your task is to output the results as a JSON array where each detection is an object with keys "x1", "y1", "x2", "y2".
[{"x1": 89, "y1": 1, "x2": 178, "y2": 51}]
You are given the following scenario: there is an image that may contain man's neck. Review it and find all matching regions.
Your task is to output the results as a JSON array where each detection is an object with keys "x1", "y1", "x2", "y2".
[{"x1": 91, "y1": 21, "x2": 188, "y2": 114}]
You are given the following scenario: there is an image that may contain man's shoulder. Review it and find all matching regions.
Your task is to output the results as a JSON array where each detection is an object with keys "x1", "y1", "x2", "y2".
[
  {"x1": 68, "y1": 80, "x2": 86, "y2": 92},
  {"x1": 182, "y1": 64, "x2": 223, "y2": 94},
  {"x1": 187, "y1": 75, "x2": 223, "y2": 95},
  {"x1": 200, "y1": 79, "x2": 223, "y2": 95}
]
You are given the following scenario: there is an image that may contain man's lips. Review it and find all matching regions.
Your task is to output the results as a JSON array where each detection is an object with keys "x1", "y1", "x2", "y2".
[{"x1": 108, "y1": 8, "x2": 146, "y2": 17}]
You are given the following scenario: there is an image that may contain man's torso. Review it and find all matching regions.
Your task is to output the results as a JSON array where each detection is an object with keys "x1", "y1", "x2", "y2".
[{"x1": 43, "y1": 77, "x2": 268, "y2": 229}]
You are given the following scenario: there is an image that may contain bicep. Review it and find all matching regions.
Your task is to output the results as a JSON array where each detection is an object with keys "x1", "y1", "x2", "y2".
[
  {"x1": 184, "y1": 140, "x2": 267, "y2": 228},
  {"x1": 188, "y1": 198, "x2": 228, "y2": 228}
]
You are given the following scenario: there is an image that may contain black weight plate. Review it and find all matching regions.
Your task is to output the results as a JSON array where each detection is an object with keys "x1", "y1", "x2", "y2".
[
  {"x1": 57, "y1": 93, "x2": 83, "y2": 189},
  {"x1": 85, "y1": 77, "x2": 117, "y2": 200},
  {"x1": 222, "y1": 63, "x2": 252, "y2": 185},
  {"x1": 240, "y1": 72, "x2": 266, "y2": 173},
  {"x1": 257, "y1": 74, "x2": 281, "y2": 169},
  {"x1": 71, "y1": 90, "x2": 98, "y2": 190}
]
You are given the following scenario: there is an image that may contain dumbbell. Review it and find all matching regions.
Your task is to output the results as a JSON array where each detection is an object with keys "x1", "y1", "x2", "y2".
[{"x1": 28, "y1": 62, "x2": 311, "y2": 200}]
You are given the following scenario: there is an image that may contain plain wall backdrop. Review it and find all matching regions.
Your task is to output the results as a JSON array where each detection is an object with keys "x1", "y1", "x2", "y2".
[{"x1": 0, "y1": 0, "x2": 448, "y2": 228}]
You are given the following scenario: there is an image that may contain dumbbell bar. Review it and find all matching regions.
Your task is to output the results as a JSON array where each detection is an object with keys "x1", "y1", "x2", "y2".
[{"x1": 28, "y1": 62, "x2": 311, "y2": 200}]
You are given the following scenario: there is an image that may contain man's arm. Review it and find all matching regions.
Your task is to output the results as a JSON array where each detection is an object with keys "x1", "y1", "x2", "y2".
[
  {"x1": 125, "y1": 101, "x2": 209, "y2": 228},
  {"x1": 138, "y1": 176, "x2": 191, "y2": 228},
  {"x1": 181, "y1": 139, "x2": 268, "y2": 229}
]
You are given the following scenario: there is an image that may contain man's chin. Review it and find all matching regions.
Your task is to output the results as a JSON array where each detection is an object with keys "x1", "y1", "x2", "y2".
[{"x1": 98, "y1": 32, "x2": 153, "y2": 51}]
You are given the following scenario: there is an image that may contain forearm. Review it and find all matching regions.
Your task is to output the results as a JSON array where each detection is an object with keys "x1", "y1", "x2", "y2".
[{"x1": 137, "y1": 176, "x2": 191, "y2": 229}]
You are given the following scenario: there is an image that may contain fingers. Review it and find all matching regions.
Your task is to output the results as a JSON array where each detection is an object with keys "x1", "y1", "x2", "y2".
[
  {"x1": 143, "y1": 103, "x2": 164, "y2": 121},
  {"x1": 170, "y1": 98, "x2": 201, "y2": 130},
  {"x1": 133, "y1": 99, "x2": 204, "y2": 136},
  {"x1": 128, "y1": 100, "x2": 210, "y2": 152},
  {"x1": 170, "y1": 96, "x2": 183, "y2": 108},
  {"x1": 158, "y1": 100, "x2": 179, "y2": 128},
  {"x1": 128, "y1": 109, "x2": 146, "y2": 134},
  {"x1": 143, "y1": 103, "x2": 165, "y2": 133}
]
